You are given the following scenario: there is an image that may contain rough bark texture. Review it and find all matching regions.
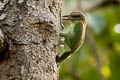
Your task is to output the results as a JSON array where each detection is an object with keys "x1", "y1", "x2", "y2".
[{"x1": 0, "y1": 0, "x2": 62, "y2": 80}]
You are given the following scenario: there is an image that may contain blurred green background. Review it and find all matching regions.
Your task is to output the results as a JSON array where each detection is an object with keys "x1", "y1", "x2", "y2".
[{"x1": 59, "y1": 0, "x2": 120, "y2": 80}]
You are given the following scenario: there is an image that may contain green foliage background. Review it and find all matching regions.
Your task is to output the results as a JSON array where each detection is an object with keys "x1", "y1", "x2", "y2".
[{"x1": 60, "y1": 0, "x2": 120, "y2": 80}]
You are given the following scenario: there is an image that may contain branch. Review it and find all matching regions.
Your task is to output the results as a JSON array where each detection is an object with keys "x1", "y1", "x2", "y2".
[
  {"x1": 81, "y1": 0, "x2": 120, "y2": 12},
  {"x1": 86, "y1": 29, "x2": 106, "y2": 80}
]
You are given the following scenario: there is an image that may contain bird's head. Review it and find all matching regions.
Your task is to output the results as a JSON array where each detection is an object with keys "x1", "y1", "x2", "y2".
[{"x1": 62, "y1": 12, "x2": 87, "y2": 26}]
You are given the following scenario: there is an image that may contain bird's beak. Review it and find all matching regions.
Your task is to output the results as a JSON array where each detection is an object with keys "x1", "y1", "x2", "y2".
[{"x1": 62, "y1": 15, "x2": 70, "y2": 20}]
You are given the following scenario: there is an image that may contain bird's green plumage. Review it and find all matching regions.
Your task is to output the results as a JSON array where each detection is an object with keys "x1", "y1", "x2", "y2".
[
  {"x1": 56, "y1": 12, "x2": 87, "y2": 64},
  {"x1": 57, "y1": 21, "x2": 83, "y2": 63},
  {"x1": 71, "y1": 22, "x2": 83, "y2": 53}
]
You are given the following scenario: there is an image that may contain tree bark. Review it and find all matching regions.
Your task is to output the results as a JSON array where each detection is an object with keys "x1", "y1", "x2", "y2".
[{"x1": 0, "y1": 0, "x2": 62, "y2": 80}]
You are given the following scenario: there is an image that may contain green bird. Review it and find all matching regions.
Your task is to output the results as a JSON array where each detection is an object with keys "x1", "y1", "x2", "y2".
[{"x1": 56, "y1": 12, "x2": 87, "y2": 64}]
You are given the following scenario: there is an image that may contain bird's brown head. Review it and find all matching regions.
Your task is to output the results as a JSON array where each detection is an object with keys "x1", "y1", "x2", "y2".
[{"x1": 62, "y1": 12, "x2": 87, "y2": 26}]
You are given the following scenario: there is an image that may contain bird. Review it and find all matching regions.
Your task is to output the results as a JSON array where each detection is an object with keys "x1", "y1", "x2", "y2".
[{"x1": 56, "y1": 12, "x2": 87, "y2": 64}]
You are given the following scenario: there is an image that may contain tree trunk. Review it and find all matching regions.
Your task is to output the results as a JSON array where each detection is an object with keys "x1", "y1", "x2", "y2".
[{"x1": 0, "y1": 0, "x2": 62, "y2": 80}]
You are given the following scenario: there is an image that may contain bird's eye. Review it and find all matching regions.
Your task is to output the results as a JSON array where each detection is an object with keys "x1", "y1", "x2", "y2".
[{"x1": 72, "y1": 15, "x2": 80, "y2": 18}]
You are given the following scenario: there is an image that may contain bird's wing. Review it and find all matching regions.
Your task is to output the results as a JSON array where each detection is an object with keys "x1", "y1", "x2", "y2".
[
  {"x1": 71, "y1": 22, "x2": 83, "y2": 53},
  {"x1": 59, "y1": 24, "x2": 74, "y2": 54},
  {"x1": 64, "y1": 24, "x2": 75, "y2": 49}
]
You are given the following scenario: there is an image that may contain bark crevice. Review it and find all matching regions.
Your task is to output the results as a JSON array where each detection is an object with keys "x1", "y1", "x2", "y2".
[{"x1": 0, "y1": 27, "x2": 9, "y2": 63}]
